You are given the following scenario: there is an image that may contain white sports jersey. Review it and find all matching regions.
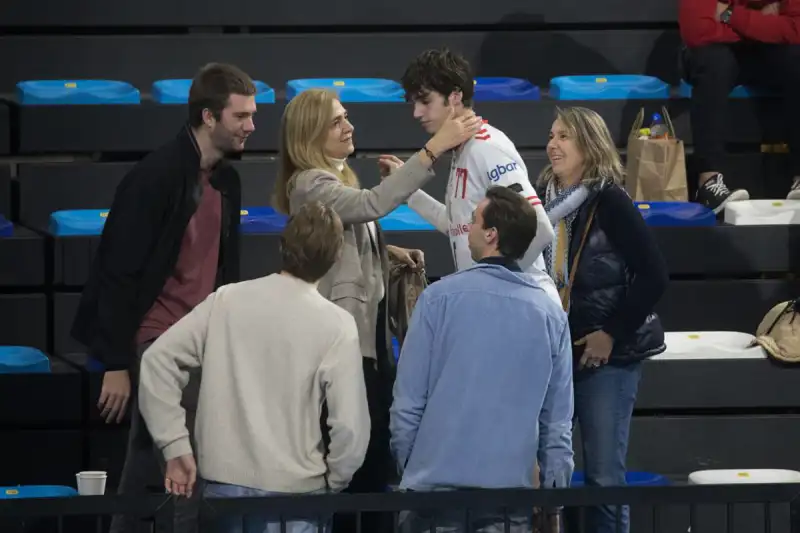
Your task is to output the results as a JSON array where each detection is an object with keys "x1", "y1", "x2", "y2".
[{"x1": 408, "y1": 121, "x2": 560, "y2": 305}]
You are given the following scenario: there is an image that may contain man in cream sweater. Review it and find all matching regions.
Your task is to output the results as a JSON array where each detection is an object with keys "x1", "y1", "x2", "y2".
[{"x1": 138, "y1": 201, "x2": 370, "y2": 532}]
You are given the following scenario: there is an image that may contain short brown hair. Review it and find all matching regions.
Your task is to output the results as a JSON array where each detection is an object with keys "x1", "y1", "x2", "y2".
[
  {"x1": 280, "y1": 201, "x2": 344, "y2": 282},
  {"x1": 482, "y1": 186, "x2": 538, "y2": 261},
  {"x1": 401, "y1": 48, "x2": 475, "y2": 107},
  {"x1": 188, "y1": 63, "x2": 256, "y2": 127}
]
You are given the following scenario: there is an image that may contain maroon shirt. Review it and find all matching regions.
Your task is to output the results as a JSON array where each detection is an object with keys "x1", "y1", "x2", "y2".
[{"x1": 137, "y1": 170, "x2": 221, "y2": 345}]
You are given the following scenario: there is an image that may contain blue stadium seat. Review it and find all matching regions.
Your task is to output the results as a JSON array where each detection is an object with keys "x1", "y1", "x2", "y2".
[
  {"x1": 49, "y1": 209, "x2": 108, "y2": 236},
  {"x1": 678, "y1": 80, "x2": 774, "y2": 99},
  {"x1": 239, "y1": 207, "x2": 288, "y2": 234},
  {"x1": 152, "y1": 79, "x2": 276, "y2": 104},
  {"x1": 286, "y1": 78, "x2": 405, "y2": 102},
  {"x1": 379, "y1": 205, "x2": 435, "y2": 231},
  {"x1": 473, "y1": 77, "x2": 541, "y2": 101},
  {"x1": 571, "y1": 471, "x2": 668, "y2": 487},
  {"x1": 635, "y1": 202, "x2": 716, "y2": 227},
  {"x1": 0, "y1": 346, "x2": 51, "y2": 374},
  {"x1": 549, "y1": 75, "x2": 670, "y2": 100},
  {"x1": 392, "y1": 337, "x2": 400, "y2": 362},
  {"x1": 0, "y1": 485, "x2": 78, "y2": 499},
  {"x1": 16, "y1": 80, "x2": 140, "y2": 105},
  {"x1": 0, "y1": 214, "x2": 11, "y2": 237}
]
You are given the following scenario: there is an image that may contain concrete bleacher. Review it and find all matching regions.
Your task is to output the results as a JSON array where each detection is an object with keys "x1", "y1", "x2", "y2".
[{"x1": 1, "y1": 2, "x2": 800, "y2": 532}]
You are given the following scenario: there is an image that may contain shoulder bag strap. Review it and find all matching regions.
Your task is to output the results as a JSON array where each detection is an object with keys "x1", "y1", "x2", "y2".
[{"x1": 559, "y1": 202, "x2": 598, "y2": 312}]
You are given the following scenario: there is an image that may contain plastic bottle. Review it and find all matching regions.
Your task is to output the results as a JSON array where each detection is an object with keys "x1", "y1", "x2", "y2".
[{"x1": 649, "y1": 113, "x2": 669, "y2": 139}]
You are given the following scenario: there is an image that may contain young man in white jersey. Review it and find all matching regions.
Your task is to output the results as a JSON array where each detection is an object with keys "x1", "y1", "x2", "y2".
[{"x1": 381, "y1": 48, "x2": 559, "y2": 305}]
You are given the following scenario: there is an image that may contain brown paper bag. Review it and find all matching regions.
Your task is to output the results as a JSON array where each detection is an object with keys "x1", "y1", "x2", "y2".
[{"x1": 625, "y1": 107, "x2": 689, "y2": 202}]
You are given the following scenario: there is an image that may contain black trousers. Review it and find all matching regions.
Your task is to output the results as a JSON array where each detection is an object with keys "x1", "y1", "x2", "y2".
[
  {"x1": 332, "y1": 300, "x2": 394, "y2": 533},
  {"x1": 683, "y1": 42, "x2": 800, "y2": 177},
  {"x1": 330, "y1": 357, "x2": 394, "y2": 533}
]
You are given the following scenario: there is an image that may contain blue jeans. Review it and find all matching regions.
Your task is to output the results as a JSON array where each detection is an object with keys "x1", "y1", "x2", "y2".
[
  {"x1": 204, "y1": 482, "x2": 330, "y2": 533},
  {"x1": 573, "y1": 362, "x2": 642, "y2": 533}
]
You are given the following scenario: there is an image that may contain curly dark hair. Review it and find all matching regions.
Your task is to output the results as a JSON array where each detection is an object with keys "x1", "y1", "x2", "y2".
[{"x1": 401, "y1": 48, "x2": 474, "y2": 107}]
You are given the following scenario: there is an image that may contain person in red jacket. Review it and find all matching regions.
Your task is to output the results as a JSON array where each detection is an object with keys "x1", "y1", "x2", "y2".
[{"x1": 679, "y1": 0, "x2": 800, "y2": 213}]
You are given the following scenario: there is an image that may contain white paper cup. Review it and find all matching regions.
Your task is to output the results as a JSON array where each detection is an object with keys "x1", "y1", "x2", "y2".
[{"x1": 76, "y1": 471, "x2": 107, "y2": 496}]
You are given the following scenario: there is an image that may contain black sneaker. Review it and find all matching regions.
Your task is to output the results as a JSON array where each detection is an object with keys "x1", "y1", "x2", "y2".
[{"x1": 695, "y1": 173, "x2": 749, "y2": 214}]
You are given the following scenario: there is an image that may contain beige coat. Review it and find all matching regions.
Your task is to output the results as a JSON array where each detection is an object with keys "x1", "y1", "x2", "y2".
[{"x1": 288, "y1": 153, "x2": 435, "y2": 364}]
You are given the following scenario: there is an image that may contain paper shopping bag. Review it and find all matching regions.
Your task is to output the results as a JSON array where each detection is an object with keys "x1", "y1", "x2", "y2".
[{"x1": 625, "y1": 107, "x2": 689, "y2": 202}]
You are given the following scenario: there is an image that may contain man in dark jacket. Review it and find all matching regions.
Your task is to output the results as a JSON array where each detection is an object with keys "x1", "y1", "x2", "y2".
[{"x1": 71, "y1": 62, "x2": 255, "y2": 533}]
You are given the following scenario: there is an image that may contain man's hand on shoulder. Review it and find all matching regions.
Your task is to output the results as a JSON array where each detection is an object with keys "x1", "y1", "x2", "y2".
[
  {"x1": 378, "y1": 155, "x2": 405, "y2": 179},
  {"x1": 98, "y1": 369, "x2": 131, "y2": 424}
]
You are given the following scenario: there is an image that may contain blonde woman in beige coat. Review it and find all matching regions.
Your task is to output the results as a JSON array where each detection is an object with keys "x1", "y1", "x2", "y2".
[{"x1": 273, "y1": 88, "x2": 481, "y2": 533}]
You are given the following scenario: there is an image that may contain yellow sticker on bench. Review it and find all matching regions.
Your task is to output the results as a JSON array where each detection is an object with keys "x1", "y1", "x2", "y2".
[
  {"x1": 595, "y1": 77, "x2": 607, "y2": 83},
  {"x1": 333, "y1": 81, "x2": 345, "y2": 86},
  {"x1": 5, "y1": 489, "x2": 18, "y2": 495},
  {"x1": 240, "y1": 209, "x2": 249, "y2": 216},
  {"x1": 638, "y1": 204, "x2": 650, "y2": 210},
  {"x1": 772, "y1": 201, "x2": 784, "y2": 207},
  {"x1": 687, "y1": 334, "x2": 700, "y2": 340},
  {"x1": 65, "y1": 82, "x2": 77, "y2": 89},
  {"x1": 100, "y1": 212, "x2": 109, "y2": 218},
  {"x1": 737, "y1": 472, "x2": 750, "y2": 478}
]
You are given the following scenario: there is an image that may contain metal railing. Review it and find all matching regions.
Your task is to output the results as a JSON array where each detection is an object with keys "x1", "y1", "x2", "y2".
[{"x1": 1, "y1": 483, "x2": 799, "y2": 533}]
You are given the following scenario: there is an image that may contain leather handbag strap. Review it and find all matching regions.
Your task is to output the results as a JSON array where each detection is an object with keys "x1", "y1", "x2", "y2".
[{"x1": 560, "y1": 202, "x2": 598, "y2": 312}]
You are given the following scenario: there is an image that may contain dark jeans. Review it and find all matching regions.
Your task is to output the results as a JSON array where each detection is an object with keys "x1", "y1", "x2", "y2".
[
  {"x1": 568, "y1": 363, "x2": 642, "y2": 533},
  {"x1": 683, "y1": 42, "x2": 800, "y2": 177},
  {"x1": 108, "y1": 340, "x2": 203, "y2": 533}
]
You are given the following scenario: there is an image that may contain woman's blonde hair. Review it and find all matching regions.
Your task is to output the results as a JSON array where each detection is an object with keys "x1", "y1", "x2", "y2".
[
  {"x1": 536, "y1": 106, "x2": 625, "y2": 189},
  {"x1": 273, "y1": 89, "x2": 359, "y2": 214}
]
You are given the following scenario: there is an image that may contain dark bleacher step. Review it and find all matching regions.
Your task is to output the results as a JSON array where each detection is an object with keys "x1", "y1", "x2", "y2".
[
  {"x1": 0, "y1": 226, "x2": 45, "y2": 287},
  {"x1": 14, "y1": 98, "x2": 786, "y2": 153},
  {"x1": 0, "y1": 355, "x2": 82, "y2": 426},
  {"x1": 0, "y1": 294, "x2": 47, "y2": 351},
  {"x1": 637, "y1": 357, "x2": 800, "y2": 410},
  {"x1": 47, "y1": 223, "x2": 800, "y2": 287},
  {"x1": 0, "y1": 356, "x2": 84, "y2": 500},
  {"x1": 0, "y1": 162, "x2": 11, "y2": 220},
  {"x1": 0, "y1": 102, "x2": 8, "y2": 155},
  {"x1": 657, "y1": 279, "x2": 800, "y2": 333}
]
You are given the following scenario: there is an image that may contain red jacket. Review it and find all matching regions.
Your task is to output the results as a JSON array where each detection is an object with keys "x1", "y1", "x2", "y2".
[{"x1": 679, "y1": 0, "x2": 800, "y2": 47}]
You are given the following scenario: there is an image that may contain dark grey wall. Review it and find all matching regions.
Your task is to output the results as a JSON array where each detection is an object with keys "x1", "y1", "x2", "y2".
[{"x1": 3, "y1": 0, "x2": 677, "y2": 26}]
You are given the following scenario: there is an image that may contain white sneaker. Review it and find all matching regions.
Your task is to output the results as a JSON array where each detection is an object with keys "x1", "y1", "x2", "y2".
[{"x1": 787, "y1": 178, "x2": 800, "y2": 200}]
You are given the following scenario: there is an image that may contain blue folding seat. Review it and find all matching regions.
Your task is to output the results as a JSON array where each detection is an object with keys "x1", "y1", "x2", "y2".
[
  {"x1": 0, "y1": 485, "x2": 78, "y2": 498},
  {"x1": 635, "y1": 202, "x2": 716, "y2": 227},
  {"x1": 0, "y1": 346, "x2": 51, "y2": 374},
  {"x1": 239, "y1": 207, "x2": 289, "y2": 234},
  {"x1": 49, "y1": 209, "x2": 109, "y2": 236},
  {"x1": 678, "y1": 80, "x2": 774, "y2": 99},
  {"x1": 152, "y1": 79, "x2": 276, "y2": 104},
  {"x1": 549, "y1": 75, "x2": 670, "y2": 100},
  {"x1": 286, "y1": 78, "x2": 405, "y2": 102},
  {"x1": 473, "y1": 77, "x2": 540, "y2": 101},
  {"x1": 379, "y1": 205, "x2": 435, "y2": 231},
  {"x1": 571, "y1": 471, "x2": 668, "y2": 487},
  {"x1": 0, "y1": 214, "x2": 11, "y2": 237},
  {"x1": 16, "y1": 80, "x2": 140, "y2": 105}
]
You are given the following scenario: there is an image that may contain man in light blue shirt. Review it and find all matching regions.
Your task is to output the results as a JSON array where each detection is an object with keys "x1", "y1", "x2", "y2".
[{"x1": 390, "y1": 185, "x2": 574, "y2": 533}]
